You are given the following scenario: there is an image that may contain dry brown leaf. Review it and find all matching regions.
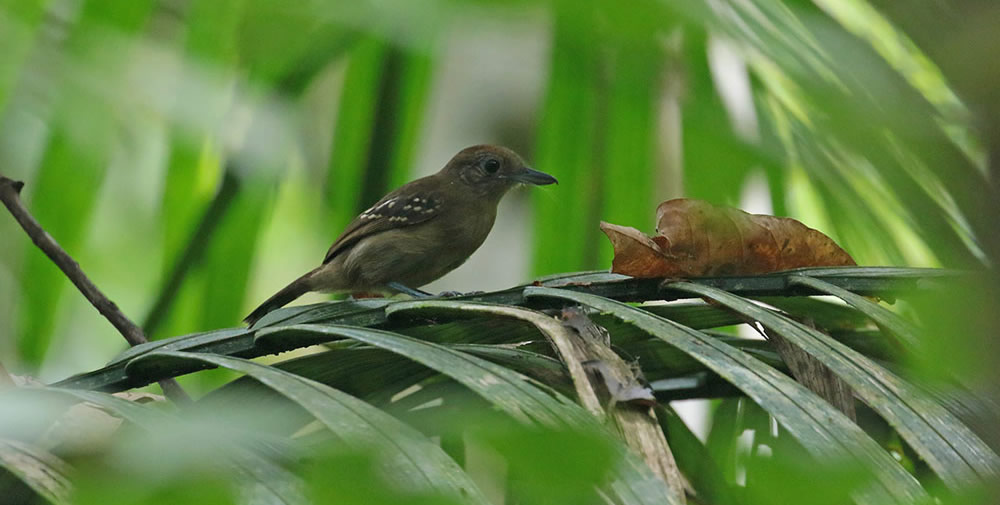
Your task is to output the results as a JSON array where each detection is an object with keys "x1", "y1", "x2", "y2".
[
  {"x1": 602, "y1": 198, "x2": 855, "y2": 278},
  {"x1": 600, "y1": 222, "x2": 678, "y2": 277}
]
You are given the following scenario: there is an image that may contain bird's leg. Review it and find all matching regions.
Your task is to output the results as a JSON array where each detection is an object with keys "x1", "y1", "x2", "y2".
[
  {"x1": 437, "y1": 290, "x2": 485, "y2": 297},
  {"x1": 387, "y1": 282, "x2": 434, "y2": 298}
]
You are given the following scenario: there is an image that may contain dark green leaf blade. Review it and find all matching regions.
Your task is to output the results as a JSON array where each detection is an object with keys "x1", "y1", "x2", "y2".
[
  {"x1": 668, "y1": 281, "x2": 1000, "y2": 489},
  {"x1": 252, "y1": 324, "x2": 680, "y2": 505},
  {"x1": 124, "y1": 351, "x2": 488, "y2": 505},
  {"x1": 0, "y1": 438, "x2": 72, "y2": 505},
  {"x1": 253, "y1": 324, "x2": 583, "y2": 427},
  {"x1": 787, "y1": 275, "x2": 922, "y2": 350},
  {"x1": 35, "y1": 388, "x2": 306, "y2": 505},
  {"x1": 525, "y1": 286, "x2": 927, "y2": 504}
]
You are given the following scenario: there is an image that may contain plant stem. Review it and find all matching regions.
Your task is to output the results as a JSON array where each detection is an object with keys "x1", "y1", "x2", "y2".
[{"x1": 0, "y1": 175, "x2": 190, "y2": 404}]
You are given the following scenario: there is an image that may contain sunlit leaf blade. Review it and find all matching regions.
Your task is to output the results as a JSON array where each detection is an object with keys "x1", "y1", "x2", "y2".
[
  {"x1": 787, "y1": 275, "x2": 922, "y2": 350},
  {"x1": 211, "y1": 344, "x2": 567, "y2": 420},
  {"x1": 151, "y1": 0, "x2": 243, "y2": 338},
  {"x1": 797, "y1": 120, "x2": 973, "y2": 267},
  {"x1": 630, "y1": 335, "x2": 780, "y2": 387},
  {"x1": 534, "y1": 2, "x2": 603, "y2": 275},
  {"x1": 524, "y1": 286, "x2": 927, "y2": 504},
  {"x1": 53, "y1": 268, "x2": 958, "y2": 393},
  {"x1": 381, "y1": 49, "x2": 432, "y2": 191},
  {"x1": 680, "y1": 28, "x2": 759, "y2": 206},
  {"x1": 107, "y1": 328, "x2": 253, "y2": 367},
  {"x1": 208, "y1": 346, "x2": 434, "y2": 417},
  {"x1": 598, "y1": 17, "x2": 663, "y2": 268},
  {"x1": 326, "y1": 37, "x2": 386, "y2": 231},
  {"x1": 385, "y1": 300, "x2": 611, "y2": 414},
  {"x1": 0, "y1": 0, "x2": 47, "y2": 114},
  {"x1": 815, "y1": 2, "x2": 997, "y2": 253},
  {"x1": 124, "y1": 351, "x2": 489, "y2": 505},
  {"x1": 640, "y1": 303, "x2": 745, "y2": 330},
  {"x1": 255, "y1": 309, "x2": 724, "y2": 403},
  {"x1": 665, "y1": 0, "x2": 986, "y2": 268},
  {"x1": 0, "y1": 438, "x2": 72, "y2": 505},
  {"x1": 656, "y1": 405, "x2": 738, "y2": 505},
  {"x1": 704, "y1": 397, "x2": 741, "y2": 486},
  {"x1": 237, "y1": 0, "x2": 351, "y2": 89},
  {"x1": 668, "y1": 281, "x2": 1000, "y2": 489},
  {"x1": 353, "y1": 45, "x2": 435, "y2": 205},
  {"x1": 48, "y1": 328, "x2": 251, "y2": 392},
  {"x1": 159, "y1": 0, "x2": 244, "y2": 272},
  {"x1": 13, "y1": 0, "x2": 157, "y2": 363},
  {"x1": 254, "y1": 324, "x2": 584, "y2": 427},
  {"x1": 754, "y1": 295, "x2": 873, "y2": 331},
  {"x1": 792, "y1": 146, "x2": 909, "y2": 266},
  {"x1": 451, "y1": 344, "x2": 571, "y2": 393},
  {"x1": 252, "y1": 324, "x2": 680, "y2": 505},
  {"x1": 158, "y1": 144, "x2": 220, "y2": 297},
  {"x1": 386, "y1": 299, "x2": 690, "y2": 502},
  {"x1": 198, "y1": 174, "x2": 274, "y2": 331},
  {"x1": 16, "y1": 133, "x2": 107, "y2": 364},
  {"x1": 147, "y1": 166, "x2": 240, "y2": 338}
]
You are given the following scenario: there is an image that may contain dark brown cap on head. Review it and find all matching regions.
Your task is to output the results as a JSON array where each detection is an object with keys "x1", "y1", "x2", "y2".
[{"x1": 443, "y1": 145, "x2": 556, "y2": 188}]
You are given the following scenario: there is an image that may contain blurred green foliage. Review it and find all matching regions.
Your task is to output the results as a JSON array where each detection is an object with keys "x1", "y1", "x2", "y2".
[{"x1": 1, "y1": 0, "x2": 999, "y2": 503}]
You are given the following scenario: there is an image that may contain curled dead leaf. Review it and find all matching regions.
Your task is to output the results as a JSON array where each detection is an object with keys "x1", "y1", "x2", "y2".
[
  {"x1": 603, "y1": 198, "x2": 855, "y2": 278},
  {"x1": 600, "y1": 222, "x2": 680, "y2": 278}
]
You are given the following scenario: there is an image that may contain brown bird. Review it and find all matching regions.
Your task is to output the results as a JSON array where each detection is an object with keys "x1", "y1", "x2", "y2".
[{"x1": 244, "y1": 145, "x2": 557, "y2": 325}]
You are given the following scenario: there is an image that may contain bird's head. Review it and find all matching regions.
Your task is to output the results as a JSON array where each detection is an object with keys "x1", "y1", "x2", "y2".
[{"x1": 440, "y1": 145, "x2": 557, "y2": 197}]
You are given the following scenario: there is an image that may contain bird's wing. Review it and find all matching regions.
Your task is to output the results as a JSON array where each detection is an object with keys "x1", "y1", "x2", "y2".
[{"x1": 323, "y1": 188, "x2": 445, "y2": 264}]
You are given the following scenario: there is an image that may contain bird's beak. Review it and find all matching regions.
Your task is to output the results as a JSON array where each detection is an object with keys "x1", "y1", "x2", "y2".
[{"x1": 510, "y1": 166, "x2": 558, "y2": 185}]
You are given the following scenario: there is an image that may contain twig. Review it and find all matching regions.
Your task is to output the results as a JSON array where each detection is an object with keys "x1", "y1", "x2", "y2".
[
  {"x1": 142, "y1": 168, "x2": 240, "y2": 336},
  {"x1": 0, "y1": 175, "x2": 190, "y2": 404},
  {"x1": 555, "y1": 308, "x2": 688, "y2": 502}
]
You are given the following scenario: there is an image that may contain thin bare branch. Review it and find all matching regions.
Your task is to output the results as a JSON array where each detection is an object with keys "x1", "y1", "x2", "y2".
[
  {"x1": 557, "y1": 308, "x2": 688, "y2": 502},
  {"x1": 0, "y1": 175, "x2": 190, "y2": 404}
]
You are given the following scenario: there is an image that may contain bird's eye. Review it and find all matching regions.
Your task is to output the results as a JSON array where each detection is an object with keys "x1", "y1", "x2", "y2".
[{"x1": 483, "y1": 158, "x2": 501, "y2": 174}]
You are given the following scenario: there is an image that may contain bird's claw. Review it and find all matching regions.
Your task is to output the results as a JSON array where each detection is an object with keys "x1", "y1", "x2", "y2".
[{"x1": 437, "y1": 290, "x2": 485, "y2": 298}]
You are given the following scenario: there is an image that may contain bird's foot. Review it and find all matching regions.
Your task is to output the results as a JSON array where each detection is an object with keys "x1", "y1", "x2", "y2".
[
  {"x1": 386, "y1": 283, "x2": 486, "y2": 299},
  {"x1": 437, "y1": 290, "x2": 485, "y2": 298}
]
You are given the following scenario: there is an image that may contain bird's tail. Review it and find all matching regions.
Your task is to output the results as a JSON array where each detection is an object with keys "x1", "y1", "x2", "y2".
[{"x1": 244, "y1": 269, "x2": 317, "y2": 326}]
